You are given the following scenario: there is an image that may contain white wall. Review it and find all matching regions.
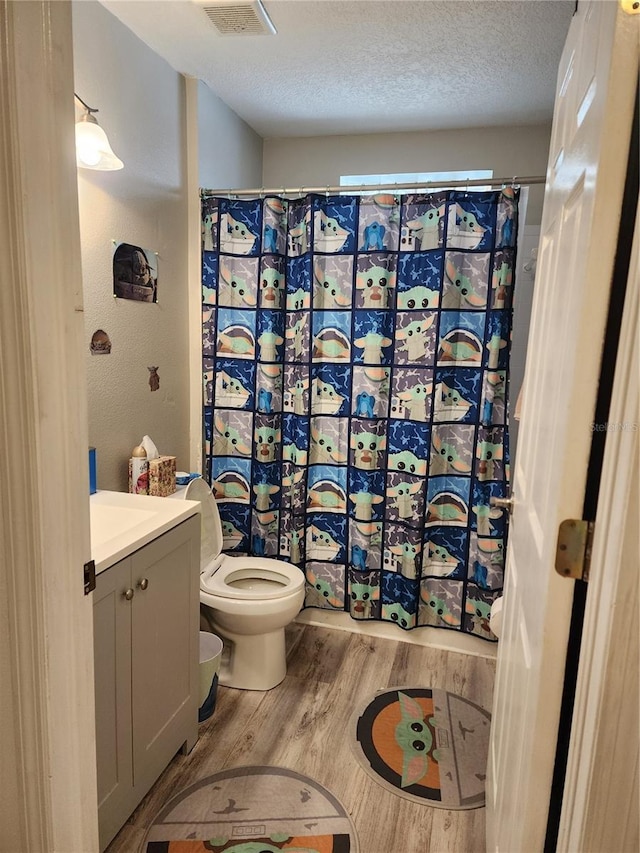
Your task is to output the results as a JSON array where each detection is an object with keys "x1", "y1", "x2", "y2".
[
  {"x1": 263, "y1": 124, "x2": 551, "y2": 225},
  {"x1": 198, "y1": 80, "x2": 263, "y2": 190},
  {"x1": 73, "y1": 3, "x2": 262, "y2": 492}
]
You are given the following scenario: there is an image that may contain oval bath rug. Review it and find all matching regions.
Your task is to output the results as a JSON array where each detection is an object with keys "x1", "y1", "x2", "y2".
[
  {"x1": 144, "y1": 765, "x2": 358, "y2": 852},
  {"x1": 351, "y1": 687, "x2": 491, "y2": 809}
]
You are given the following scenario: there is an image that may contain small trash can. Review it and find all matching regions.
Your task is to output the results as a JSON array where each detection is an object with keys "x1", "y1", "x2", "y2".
[{"x1": 199, "y1": 631, "x2": 223, "y2": 723}]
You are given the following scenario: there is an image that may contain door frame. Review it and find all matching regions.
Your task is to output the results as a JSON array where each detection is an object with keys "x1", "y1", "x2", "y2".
[{"x1": 0, "y1": 1, "x2": 98, "y2": 849}]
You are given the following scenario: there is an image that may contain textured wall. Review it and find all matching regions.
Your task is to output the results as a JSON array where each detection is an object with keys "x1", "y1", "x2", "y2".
[
  {"x1": 73, "y1": 3, "x2": 263, "y2": 492},
  {"x1": 74, "y1": 1, "x2": 189, "y2": 491},
  {"x1": 263, "y1": 124, "x2": 551, "y2": 225}
]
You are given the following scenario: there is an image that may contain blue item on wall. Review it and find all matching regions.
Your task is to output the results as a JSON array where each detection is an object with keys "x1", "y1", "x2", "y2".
[{"x1": 89, "y1": 447, "x2": 97, "y2": 494}]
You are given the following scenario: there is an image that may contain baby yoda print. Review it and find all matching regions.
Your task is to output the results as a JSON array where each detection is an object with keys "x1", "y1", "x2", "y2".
[
  {"x1": 448, "y1": 204, "x2": 486, "y2": 249},
  {"x1": 306, "y1": 566, "x2": 341, "y2": 607},
  {"x1": 420, "y1": 590, "x2": 460, "y2": 626},
  {"x1": 260, "y1": 268, "x2": 284, "y2": 308},
  {"x1": 398, "y1": 285, "x2": 439, "y2": 310},
  {"x1": 351, "y1": 431, "x2": 386, "y2": 470},
  {"x1": 310, "y1": 424, "x2": 347, "y2": 464},
  {"x1": 388, "y1": 449, "x2": 427, "y2": 477},
  {"x1": 257, "y1": 323, "x2": 284, "y2": 362},
  {"x1": 430, "y1": 432, "x2": 472, "y2": 475},
  {"x1": 313, "y1": 262, "x2": 351, "y2": 308},
  {"x1": 219, "y1": 212, "x2": 257, "y2": 255},
  {"x1": 218, "y1": 261, "x2": 257, "y2": 308},
  {"x1": 306, "y1": 526, "x2": 341, "y2": 562},
  {"x1": 397, "y1": 381, "x2": 432, "y2": 421},
  {"x1": 433, "y1": 382, "x2": 472, "y2": 422},
  {"x1": 406, "y1": 206, "x2": 445, "y2": 250},
  {"x1": 387, "y1": 481, "x2": 422, "y2": 520},
  {"x1": 282, "y1": 443, "x2": 308, "y2": 467},
  {"x1": 396, "y1": 316, "x2": 435, "y2": 362},
  {"x1": 221, "y1": 520, "x2": 243, "y2": 550},
  {"x1": 354, "y1": 323, "x2": 392, "y2": 365},
  {"x1": 286, "y1": 314, "x2": 309, "y2": 360},
  {"x1": 311, "y1": 378, "x2": 345, "y2": 415},
  {"x1": 349, "y1": 486, "x2": 384, "y2": 521},
  {"x1": 254, "y1": 425, "x2": 280, "y2": 463},
  {"x1": 314, "y1": 210, "x2": 350, "y2": 252},
  {"x1": 390, "y1": 542, "x2": 420, "y2": 578},
  {"x1": 382, "y1": 602, "x2": 416, "y2": 629},
  {"x1": 213, "y1": 416, "x2": 251, "y2": 457},
  {"x1": 492, "y1": 260, "x2": 512, "y2": 309},
  {"x1": 476, "y1": 439, "x2": 503, "y2": 480},
  {"x1": 444, "y1": 258, "x2": 485, "y2": 309},
  {"x1": 285, "y1": 529, "x2": 302, "y2": 564},
  {"x1": 424, "y1": 541, "x2": 460, "y2": 577},
  {"x1": 394, "y1": 692, "x2": 439, "y2": 786},
  {"x1": 287, "y1": 213, "x2": 309, "y2": 256},
  {"x1": 257, "y1": 388, "x2": 273, "y2": 414},
  {"x1": 201, "y1": 209, "x2": 217, "y2": 251},
  {"x1": 214, "y1": 371, "x2": 250, "y2": 409},
  {"x1": 356, "y1": 265, "x2": 395, "y2": 309},
  {"x1": 286, "y1": 287, "x2": 310, "y2": 312},
  {"x1": 486, "y1": 332, "x2": 508, "y2": 369},
  {"x1": 287, "y1": 376, "x2": 309, "y2": 415},
  {"x1": 472, "y1": 502, "x2": 503, "y2": 536},
  {"x1": 350, "y1": 579, "x2": 379, "y2": 619},
  {"x1": 466, "y1": 597, "x2": 493, "y2": 636},
  {"x1": 253, "y1": 479, "x2": 280, "y2": 512}
]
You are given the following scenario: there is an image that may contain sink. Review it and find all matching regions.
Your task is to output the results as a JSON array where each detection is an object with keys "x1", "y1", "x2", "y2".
[
  {"x1": 90, "y1": 490, "x2": 201, "y2": 574},
  {"x1": 90, "y1": 504, "x2": 156, "y2": 549}
]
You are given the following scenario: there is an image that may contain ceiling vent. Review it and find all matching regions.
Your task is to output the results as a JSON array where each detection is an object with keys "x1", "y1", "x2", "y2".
[{"x1": 196, "y1": 0, "x2": 276, "y2": 36}]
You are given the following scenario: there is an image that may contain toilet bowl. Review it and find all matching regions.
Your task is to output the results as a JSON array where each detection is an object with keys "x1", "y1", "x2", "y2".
[{"x1": 177, "y1": 478, "x2": 304, "y2": 691}]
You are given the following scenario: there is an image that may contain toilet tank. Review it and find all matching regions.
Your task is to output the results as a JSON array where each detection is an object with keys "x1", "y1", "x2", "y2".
[{"x1": 173, "y1": 478, "x2": 223, "y2": 571}]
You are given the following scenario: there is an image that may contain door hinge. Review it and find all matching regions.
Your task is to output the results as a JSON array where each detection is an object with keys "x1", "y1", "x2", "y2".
[
  {"x1": 555, "y1": 519, "x2": 595, "y2": 582},
  {"x1": 84, "y1": 559, "x2": 96, "y2": 595}
]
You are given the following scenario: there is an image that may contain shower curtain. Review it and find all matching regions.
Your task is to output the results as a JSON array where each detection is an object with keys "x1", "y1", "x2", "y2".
[{"x1": 201, "y1": 189, "x2": 518, "y2": 639}]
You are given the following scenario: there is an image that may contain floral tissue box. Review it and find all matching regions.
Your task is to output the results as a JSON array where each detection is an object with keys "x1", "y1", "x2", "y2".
[{"x1": 148, "y1": 455, "x2": 176, "y2": 497}]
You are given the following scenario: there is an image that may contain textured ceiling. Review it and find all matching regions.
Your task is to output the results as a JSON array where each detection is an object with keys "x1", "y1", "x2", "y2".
[{"x1": 101, "y1": 0, "x2": 575, "y2": 138}]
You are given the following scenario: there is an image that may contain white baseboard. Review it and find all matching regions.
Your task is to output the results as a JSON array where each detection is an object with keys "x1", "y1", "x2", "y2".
[{"x1": 296, "y1": 608, "x2": 497, "y2": 659}]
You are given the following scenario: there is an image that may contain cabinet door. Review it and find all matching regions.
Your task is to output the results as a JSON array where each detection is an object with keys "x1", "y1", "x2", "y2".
[
  {"x1": 93, "y1": 557, "x2": 134, "y2": 852},
  {"x1": 131, "y1": 516, "x2": 199, "y2": 796}
]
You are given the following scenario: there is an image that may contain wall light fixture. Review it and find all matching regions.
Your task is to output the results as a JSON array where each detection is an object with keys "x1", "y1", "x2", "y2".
[{"x1": 74, "y1": 94, "x2": 123, "y2": 171}]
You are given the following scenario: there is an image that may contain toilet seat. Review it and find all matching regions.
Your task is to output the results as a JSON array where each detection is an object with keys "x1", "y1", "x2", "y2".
[
  {"x1": 201, "y1": 555, "x2": 304, "y2": 600},
  {"x1": 182, "y1": 477, "x2": 304, "y2": 602}
]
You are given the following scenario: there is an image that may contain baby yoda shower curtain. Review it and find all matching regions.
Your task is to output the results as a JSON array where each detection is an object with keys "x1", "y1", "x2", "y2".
[{"x1": 201, "y1": 189, "x2": 518, "y2": 639}]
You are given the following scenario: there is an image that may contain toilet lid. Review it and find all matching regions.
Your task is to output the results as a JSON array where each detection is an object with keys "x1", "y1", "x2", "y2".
[{"x1": 184, "y1": 477, "x2": 223, "y2": 572}]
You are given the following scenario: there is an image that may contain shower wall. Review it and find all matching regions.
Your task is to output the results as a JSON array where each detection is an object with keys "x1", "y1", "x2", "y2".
[{"x1": 263, "y1": 124, "x2": 551, "y2": 225}]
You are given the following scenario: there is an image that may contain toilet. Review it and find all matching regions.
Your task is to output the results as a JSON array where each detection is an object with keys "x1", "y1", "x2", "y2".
[{"x1": 176, "y1": 478, "x2": 305, "y2": 691}]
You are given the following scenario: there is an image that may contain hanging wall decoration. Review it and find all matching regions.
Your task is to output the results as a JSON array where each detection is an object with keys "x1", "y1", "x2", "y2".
[
  {"x1": 201, "y1": 189, "x2": 518, "y2": 640},
  {"x1": 90, "y1": 329, "x2": 112, "y2": 354},
  {"x1": 113, "y1": 241, "x2": 158, "y2": 303}
]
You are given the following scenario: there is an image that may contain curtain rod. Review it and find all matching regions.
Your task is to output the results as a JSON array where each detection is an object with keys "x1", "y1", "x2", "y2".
[{"x1": 200, "y1": 175, "x2": 546, "y2": 198}]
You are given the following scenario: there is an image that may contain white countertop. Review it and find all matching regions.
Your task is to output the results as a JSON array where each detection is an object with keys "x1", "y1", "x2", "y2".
[{"x1": 90, "y1": 490, "x2": 201, "y2": 574}]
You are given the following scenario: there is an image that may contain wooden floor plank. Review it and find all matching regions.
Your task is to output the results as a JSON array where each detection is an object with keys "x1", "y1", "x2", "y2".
[{"x1": 106, "y1": 624, "x2": 495, "y2": 853}]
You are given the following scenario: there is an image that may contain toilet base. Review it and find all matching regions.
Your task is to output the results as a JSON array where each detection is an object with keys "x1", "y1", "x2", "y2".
[{"x1": 203, "y1": 618, "x2": 287, "y2": 691}]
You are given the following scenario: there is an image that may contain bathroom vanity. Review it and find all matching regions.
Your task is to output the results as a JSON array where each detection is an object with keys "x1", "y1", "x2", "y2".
[{"x1": 90, "y1": 491, "x2": 201, "y2": 851}]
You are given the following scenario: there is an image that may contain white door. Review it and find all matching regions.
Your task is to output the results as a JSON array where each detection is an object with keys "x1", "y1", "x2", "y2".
[{"x1": 486, "y1": 4, "x2": 639, "y2": 852}]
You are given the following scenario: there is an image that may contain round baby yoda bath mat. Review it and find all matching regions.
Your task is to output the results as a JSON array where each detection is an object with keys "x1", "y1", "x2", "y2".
[
  {"x1": 351, "y1": 687, "x2": 491, "y2": 809},
  {"x1": 144, "y1": 765, "x2": 358, "y2": 852}
]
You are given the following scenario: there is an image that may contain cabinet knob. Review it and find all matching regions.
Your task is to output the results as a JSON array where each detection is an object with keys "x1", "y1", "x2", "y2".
[
  {"x1": 137, "y1": 578, "x2": 149, "y2": 591},
  {"x1": 123, "y1": 588, "x2": 134, "y2": 601}
]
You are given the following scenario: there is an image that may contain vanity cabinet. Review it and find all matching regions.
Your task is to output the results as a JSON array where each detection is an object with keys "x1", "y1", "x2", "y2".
[{"x1": 93, "y1": 515, "x2": 200, "y2": 851}]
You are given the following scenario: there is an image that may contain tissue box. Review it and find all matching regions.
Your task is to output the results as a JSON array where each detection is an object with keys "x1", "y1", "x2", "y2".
[
  {"x1": 148, "y1": 455, "x2": 176, "y2": 497},
  {"x1": 89, "y1": 447, "x2": 97, "y2": 495}
]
